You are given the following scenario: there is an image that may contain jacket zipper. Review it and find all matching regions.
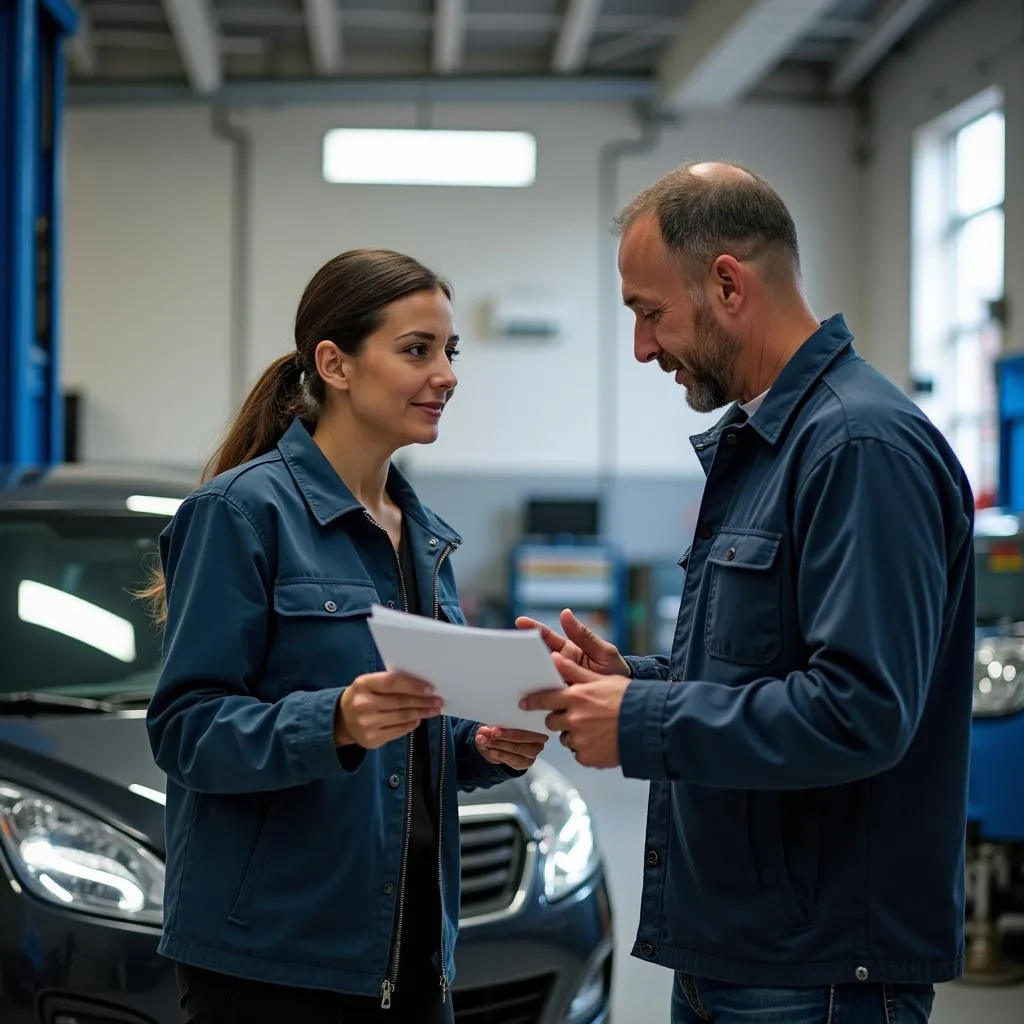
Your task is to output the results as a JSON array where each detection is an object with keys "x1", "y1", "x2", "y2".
[
  {"x1": 381, "y1": 727, "x2": 414, "y2": 1010},
  {"x1": 364, "y1": 511, "x2": 411, "y2": 1011},
  {"x1": 368, "y1": 508, "x2": 459, "y2": 1007},
  {"x1": 433, "y1": 542, "x2": 454, "y2": 1002}
]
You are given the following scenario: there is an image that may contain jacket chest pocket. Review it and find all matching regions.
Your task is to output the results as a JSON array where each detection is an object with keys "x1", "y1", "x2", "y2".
[
  {"x1": 273, "y1": 578, "x2": 379, "y2": 691},
  {"x1": 704, "y1": 530, "x2": 783, "y2": 666}
]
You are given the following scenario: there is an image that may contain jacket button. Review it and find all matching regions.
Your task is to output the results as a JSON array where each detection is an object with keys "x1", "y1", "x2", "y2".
[
  {"x1": 428, "y1": 537, "x2": 439, "y2": 548},
  {"x1": 387, "y1": 600, "x2": 396, "y2": 609},
  {"x1": 324, "y1": 600, "x2": 337, "y2": 613},
  {"x1": 725, "y1": 433, "x2": 737, "y2": 444},
  {"x1": 668, "y1": 674, "x2": 680, "y2": 682},
  {"x1": 725, "y1": 547, "x2": 736, "y2": 561},
  {"x1": 638, "y1": 943, "x2": 655, "y2": 957},
  {"x1": 383, "y1": 882, "x2": 394, "y2": 895},
  {"x1": 388, "y1": 774, "x2": 401, "y2": 788},
  {"x1": 645, "y1": 849, "x2": 660, "y2": 866},
  {"x1": 855, "y1": 966, "x2": 869, "y2": 981}
]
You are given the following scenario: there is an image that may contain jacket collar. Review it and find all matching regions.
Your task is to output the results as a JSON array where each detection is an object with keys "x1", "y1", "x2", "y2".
[
  {"x1": 277, "y1": 418, "x2": 461, "y2": 545},
  {"x1": 689, "y1": 313, "x2": 856, "y2": 452}
]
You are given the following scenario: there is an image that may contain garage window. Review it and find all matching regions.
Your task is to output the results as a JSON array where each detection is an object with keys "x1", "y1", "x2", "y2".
[{"x1": 912, "y1": 89, "x2": 1005, "y2": 503}]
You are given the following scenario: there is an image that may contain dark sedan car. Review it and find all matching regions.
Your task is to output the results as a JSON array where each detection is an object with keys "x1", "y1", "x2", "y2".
[{"x1": 0, "y1": 465, "x2": 613, "y2": 1024}]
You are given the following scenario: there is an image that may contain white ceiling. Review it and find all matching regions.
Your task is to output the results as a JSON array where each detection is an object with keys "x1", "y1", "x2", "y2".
[{"x1": 66, "y1": 0, "x2": 963, "y2": 106}]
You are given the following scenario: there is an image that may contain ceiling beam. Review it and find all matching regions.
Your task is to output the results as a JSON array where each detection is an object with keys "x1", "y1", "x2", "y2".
[
  {"x1": 831, "y1": 0, "x2": 934, "y2": 94},
  {"x1": 91, "y1": 29, "x2": 176, "y2": 50},
  {"x1": 88, "y1": 4, "x2": 168, "y2": 25},
  {"x1": 657, "y1": 0, "x2": 838, "y2": 111},
  {"x1": 67, "y1": 1, "x2": 97, "y2": 75},
  {"x1": 161, "y1": 0, "x2": 222, "y2": 95},
  {"x1": 814, "y1": 17, "x2": 870, "y2": 39},
  {"x1": 433, "y1": 0, "x2": 467, "y2": 75},
  {"x1": 68, "y1": 75, "x2": 657, "y2": 108},
  {"x1": 304, "y1": 0, "x2": 342, "y2": 75},
  {"x1": 590, "y1": 31, "x2": 662, "y2": 68},
  {"x1": 338, "y1": 8, "x2": 666, "y2": 35},
  {"x1": 553, "y1": 0, "x2": 602, "y2": 73},
  {"x1": 87, "y1": 6, "x2": 686, "y2": 37}
]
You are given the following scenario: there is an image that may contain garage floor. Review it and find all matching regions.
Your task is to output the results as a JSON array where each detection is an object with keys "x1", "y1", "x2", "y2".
[{"x1": 541, "y1": 744, "x2": 1024, "y2": 1023}]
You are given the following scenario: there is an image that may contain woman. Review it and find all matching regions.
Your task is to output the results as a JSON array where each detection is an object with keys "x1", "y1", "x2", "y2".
[{"x1": 144, "y1": 249, "x2": 548, "y2": 1023}]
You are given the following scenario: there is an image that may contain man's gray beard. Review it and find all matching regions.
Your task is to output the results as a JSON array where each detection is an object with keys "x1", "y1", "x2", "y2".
[
  {"x1": 653, "y1": 306, "x2": 741, "y2": 414},
  {"x1": 685, "y1": 298, "x2": 741, "y2": 413},
  {"x1": 685, "y1": 372, "x2": 731, "y2": 413},
  {"x1": 657, "y1": 352, "x2": 731, "y2": 413}
]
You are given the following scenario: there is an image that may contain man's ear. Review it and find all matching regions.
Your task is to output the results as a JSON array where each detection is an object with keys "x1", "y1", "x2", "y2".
[
  {"x1": 710, "y1": 255, "x2": 745, "y2": 313},
  {"x1": 315, "y1": 340, "x2": 350, "y2": 392}
]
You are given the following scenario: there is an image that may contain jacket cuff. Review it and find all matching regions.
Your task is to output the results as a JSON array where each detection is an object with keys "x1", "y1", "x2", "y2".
[
  {"x1": 299, "y1": 687, "x2": 364, "y2": 777},
  {"x1": 624, "y1": 655, "x2": 668, "y2": 681},
  {"x1": 618, "y1": 679, "x2": 669, "y2": 781}
]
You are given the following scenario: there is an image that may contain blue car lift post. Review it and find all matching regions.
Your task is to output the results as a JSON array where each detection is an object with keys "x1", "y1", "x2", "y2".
[
  {"x1": 996, "y1": 353, "x2": 1024, "y2": 514},
  {"x1": 1, "y1": 0, "x2": 77, "y2": 470}
]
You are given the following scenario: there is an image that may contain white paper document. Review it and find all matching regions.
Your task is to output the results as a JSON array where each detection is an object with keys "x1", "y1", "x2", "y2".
[{"x1": 366, "y1": 604, "x2": 563, "y2": 732}]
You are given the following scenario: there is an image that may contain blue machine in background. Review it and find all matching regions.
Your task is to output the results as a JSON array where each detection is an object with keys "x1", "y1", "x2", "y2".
[
  {"x1": 1, "y1": 0, "x2": 77, "y2": 467},
  {"x1": 961, "y1": 351, "x2": 1024, "y2": 982},
  {"x1": 508, "y1": 541, "x2": 629, "y2": 653},
  {"x1": 507, "y1": 497, "x2": 629, "y2": 651}
]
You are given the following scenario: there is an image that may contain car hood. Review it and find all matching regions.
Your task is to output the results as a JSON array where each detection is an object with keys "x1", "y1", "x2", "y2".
[{"x1": 0, "y1": 712, "x2": 536, "y2": 857}]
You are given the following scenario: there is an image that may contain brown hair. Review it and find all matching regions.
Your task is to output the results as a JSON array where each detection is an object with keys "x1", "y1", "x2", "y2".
[
  {"x1": 614, "y1": 161, "x2": 801, "y2": 285},
  {"x1": 139, "y1": 248, "x2": 451, "y2": 625}
]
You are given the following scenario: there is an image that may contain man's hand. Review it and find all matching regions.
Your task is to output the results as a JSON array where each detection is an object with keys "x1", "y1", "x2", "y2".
[
  {"x1": 475, "y1": 726, "x2": 548, "y2": 771},
  {"x1": 519, "y1": 655, "x2": 630, "y2": 769},
  {"x1": 336, "y1": 671, "x2": 443, "y2": 749},
  {"x1": 515, "y1": 608, "x2": 629, "y2": 677}
]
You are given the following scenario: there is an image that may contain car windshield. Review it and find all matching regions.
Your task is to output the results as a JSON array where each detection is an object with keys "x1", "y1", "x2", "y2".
[{"x1": 0, "y1": 510, "x2": 168, "y2": 700}]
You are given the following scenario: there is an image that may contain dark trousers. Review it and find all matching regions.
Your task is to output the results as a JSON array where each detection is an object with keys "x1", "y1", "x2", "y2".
[
  {"x1": 671, "y1": 974, "x2": 935, "y2": 1024},
  {"x1": 176, "y1": 962, "x2": 455, "y2": 1024}
]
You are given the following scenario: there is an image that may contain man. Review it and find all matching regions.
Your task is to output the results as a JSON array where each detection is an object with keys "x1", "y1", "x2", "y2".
[{"x1": 520, "y1": 162, "x2": 975, "y2": 1023}]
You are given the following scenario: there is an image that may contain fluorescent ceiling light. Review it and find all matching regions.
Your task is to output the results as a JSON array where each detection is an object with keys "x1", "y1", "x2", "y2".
[
  {"x1": 323, "y1": 128, "x2": 537, "y2": 187},
  {"x1": 126, "y1": 495, "x2": 182, "y2": 516},
  {"x1": 129, "y1": 784, "x2": 166, "y2": 806},
  {"x1": 18, "y1": 580, "x2": 136, "y2": 663}
]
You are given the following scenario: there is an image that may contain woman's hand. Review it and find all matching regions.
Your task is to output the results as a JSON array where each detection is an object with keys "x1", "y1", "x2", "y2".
[
  {"x1": 335, "y1": 671, "x2": 444, "y2": 750},
  {"x1": 515, "y1": 608, "x2": 629, "y2": 677},
  {"x1": 475, "y1": 726, "x2": 548, "y2": 771}
]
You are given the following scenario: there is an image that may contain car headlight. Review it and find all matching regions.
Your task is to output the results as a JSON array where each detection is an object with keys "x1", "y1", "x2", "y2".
[
  {"x1": 0, "y1": 782, "x2": 164, "y2": 924},
  {"x1": 974, "y1": 639, "x2": 1024, "y2": 718},
  {"x1": 529, "y1": 759, "x2": 599, "y2": 902}
]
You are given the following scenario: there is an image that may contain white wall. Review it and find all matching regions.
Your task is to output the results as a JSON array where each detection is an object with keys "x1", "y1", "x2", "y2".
[
  {"x1": 62, "y1": 99, "x2": 860, "y2": 476},
  {"x1": 63, "y1": 108, "x2": 233, "y2": 469},
  {"x1": 862, "y1": 0, "x2": 1024, "y2": 387}
]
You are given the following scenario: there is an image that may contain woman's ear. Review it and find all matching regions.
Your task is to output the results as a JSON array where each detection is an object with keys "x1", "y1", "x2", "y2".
[{"x1": 314, "y1": 340, "x2": 350, "y2": 393}]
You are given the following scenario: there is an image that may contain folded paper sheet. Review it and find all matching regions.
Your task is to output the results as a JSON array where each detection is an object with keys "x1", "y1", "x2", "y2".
[{"x1": 367, "y1": 604, "x2": 563, "y2": 732}]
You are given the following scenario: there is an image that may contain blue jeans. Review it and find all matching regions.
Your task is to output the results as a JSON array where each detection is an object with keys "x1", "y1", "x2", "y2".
[{"x1": 671, "y1": 974, "x2": 935, "y2": 1023}]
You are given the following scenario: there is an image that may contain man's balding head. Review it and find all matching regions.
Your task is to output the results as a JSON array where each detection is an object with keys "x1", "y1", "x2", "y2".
[
  {"x1": 688, "y1": 161, "x2": 754, "y2": 182},
  {"x1": 614, "y1": 160, "x2": 800, "y2": 287}
]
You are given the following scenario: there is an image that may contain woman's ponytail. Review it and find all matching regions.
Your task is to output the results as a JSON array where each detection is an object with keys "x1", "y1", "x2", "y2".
[
  {"x1": 136, "y1": 353, "x2": 305, "y2": 626},
  {"x1": 201, "y1": 353, "x2": 305, "y2": 483}
]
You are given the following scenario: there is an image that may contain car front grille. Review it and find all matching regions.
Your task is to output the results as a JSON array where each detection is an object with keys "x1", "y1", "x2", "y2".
[
  {"x1": 452, "y1": 973, "x2": 555, "y2": 1024},
  {"x1": 459, "y1": 808, "x2": 529, "y2": 920}
]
